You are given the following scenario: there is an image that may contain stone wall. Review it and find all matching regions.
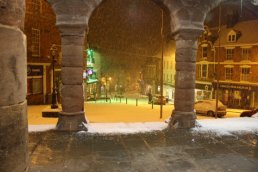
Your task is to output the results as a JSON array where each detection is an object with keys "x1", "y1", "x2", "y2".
[{"x1": 0, "y1": 0, "x2": 28, "y2": 171}]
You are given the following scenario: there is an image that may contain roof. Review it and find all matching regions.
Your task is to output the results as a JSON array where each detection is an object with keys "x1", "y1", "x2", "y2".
[{"x1": 214, "y1": 20, "x2": 258, "y2": 46}]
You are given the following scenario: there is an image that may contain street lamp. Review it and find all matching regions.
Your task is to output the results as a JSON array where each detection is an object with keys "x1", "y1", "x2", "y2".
[
  {"x1": 160, "y1": 8, "x2": 164, "y2": 119},
  {"x1": 50, "y1": 44, "x2": 58, "y2": 109}
]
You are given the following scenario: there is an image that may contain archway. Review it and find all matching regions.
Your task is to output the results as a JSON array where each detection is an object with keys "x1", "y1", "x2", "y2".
[
  {"x1": 46, "y1": 0, "x2": 223, "y2": 131},
  {"x1": 0, "y1": 0, "x2": 228, "y2": 171}
]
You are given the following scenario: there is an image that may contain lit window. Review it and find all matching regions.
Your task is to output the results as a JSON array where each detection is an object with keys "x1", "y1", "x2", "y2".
[
  {"x1": 242, "y1": 48, "x2": 251, "y2": 60},
  {"x1": 27, "y1": 77, "x2": 43, "y2": 95},
  {"x1": 241, "y1": 67, "x2": 250, "y2": 81},
  {"x1": 225, "y1": 68, "x2": 233, "y2": 80},
  {"x1": 202, "y1": 47, "x2": 208, "y2": 58},
  {"x1": 226, "y1": 49, "x2": 234, "y2": 60},
  {"x1": 31, "y1": 28, "x2": 40, "y2": 57},
  {"x1": 228, "y1": 34, "x2": 236, "y2": 42},
  {"x1": 199, "y1": 64, "x2": 208, "y2": 78}
]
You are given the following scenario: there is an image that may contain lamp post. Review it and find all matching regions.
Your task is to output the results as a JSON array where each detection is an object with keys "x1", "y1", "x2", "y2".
[
  {"x1": 160, "y1": 9, "x2": 164, "y2": 119},
  {"x1": 50, "y1": 44, "x2": 58, "y2": 109}
]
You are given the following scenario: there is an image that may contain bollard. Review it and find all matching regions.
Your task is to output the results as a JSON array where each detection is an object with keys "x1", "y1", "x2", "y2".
[
  {"x1": 136, "y1": 99, "x2": 138, "y2": 106},
  {"x1": 126, "y1": 98, "x2": 128, "y2": 104},
  {"x1": 152, "y1": 101, "x2": 154, "y2": 109}
]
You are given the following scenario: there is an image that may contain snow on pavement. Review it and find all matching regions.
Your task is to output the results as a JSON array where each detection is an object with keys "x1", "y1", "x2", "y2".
[
  {"x1": 28, "y1": 122, "x2": 168, "y2": 134},
  {"x1": 85, "y1": 122, "x2": 167, "y2": 134},
  {"x1": 194, "y1": 117, "x2": 258, "y2": 135},
  {"x1": 28, "y1": 118, "x2": 258, "y2": 136},
  {"x1": 29, "y1": 125, "x2": 56, "y2": 132}
]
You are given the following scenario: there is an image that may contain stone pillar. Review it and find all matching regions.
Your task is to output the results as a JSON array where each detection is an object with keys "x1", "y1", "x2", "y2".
[
  {"x1": 169, "y1": 29, "x2": 202, "y2": 129},
  {"x1": 0, "y1": 0, "x2": 28, "y2": 171},
  {"x1": 56, "y1": 25, "x2": 87, "y2": 131},
  {"x1": 47, "y1": 0, "x2": 103, "y2": 131}
]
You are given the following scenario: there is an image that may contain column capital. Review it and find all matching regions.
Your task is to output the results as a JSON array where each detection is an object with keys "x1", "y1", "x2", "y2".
[
  {"x1": 58, "y1": 24, "x2": 87, "y2": 36},
  {"x1": 173, "y1": 28, "x2": 203, "y2": 41},
  {"x1": 47, "y1": 0, "x2": 102, "y2": 27},
  {"x1": 162, "y1": 0, "x2": 222, "y2": 40}
]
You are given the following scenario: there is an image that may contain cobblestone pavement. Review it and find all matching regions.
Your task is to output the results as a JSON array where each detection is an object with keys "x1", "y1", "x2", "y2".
[{"x1": 28, "y1": 129, "x2": 258, "y2": 172}]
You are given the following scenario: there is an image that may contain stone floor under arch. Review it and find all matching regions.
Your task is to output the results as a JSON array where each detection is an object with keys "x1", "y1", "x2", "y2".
[{"x1": 28, "y1": 129, "x2": 258, "y2": 172}]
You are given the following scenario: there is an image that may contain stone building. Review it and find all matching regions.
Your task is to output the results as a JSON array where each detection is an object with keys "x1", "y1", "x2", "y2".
[
  {"x1": 163, "y1": 41, "x2": 176, "y2": 102},
  {"x1": 25, "y1": 0, "x2": 61, "y2": 104},
  {"x1": 196, "y1": 20, "x2": 258, "y2": 109}
]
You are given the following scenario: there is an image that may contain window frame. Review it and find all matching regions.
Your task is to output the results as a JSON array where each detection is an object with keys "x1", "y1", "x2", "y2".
[
  {"x1": 199, "y1": 64, "x2": 208, "y2": 79},
  {"x1": 227, "y1": 31, "x2": 237, "y2": 42},
  {"x1": 241, "y1": 67, "x2": 251, "y2": 81},
  {"x1": 226, "y1": 48, "x2": 234, "y2": 60},
  {"x1": 202, "y1": 46, "x2": 208, "y2": 58},
  {"x1": 31, "y1": 28, "x2": 40, "y2": 57},
  {"x1": 27, "y1": 76, "x2": 43, "y2": 95},
  {"x1": 242, "y1": 48, "x2": 251, "y2": 60},
  {"x1": 225, "y1": 67, "x2": 233, "y2": 80}
]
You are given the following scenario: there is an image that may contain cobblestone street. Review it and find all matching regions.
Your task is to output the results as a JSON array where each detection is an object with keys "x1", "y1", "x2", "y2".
[{"x1": 28, "y1": 130, "x2": 258, "y2": 172}]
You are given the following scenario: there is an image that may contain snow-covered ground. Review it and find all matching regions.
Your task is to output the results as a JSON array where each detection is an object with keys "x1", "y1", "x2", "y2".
[
  {"x1": 28, "y1": 122, "x2": 168, "y2": 134},
  {"x1": 28, "y1": 117, "x2": 258, "y2": 136},
  {"x1": 84, "y1": 122, "x2": 167, "y2": 134},
  {"x1": 194, "y1": 117, "x2": 258, "y2": 135}
]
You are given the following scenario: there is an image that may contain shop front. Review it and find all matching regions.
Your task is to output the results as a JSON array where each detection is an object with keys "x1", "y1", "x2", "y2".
[
  {"x1": 214, "y1": 83, "x2": 258, "y2": 109},
  {"x1": 195, "y1": 82, "x2": 213, "y2": 101},
  {"x1": 164, "y1": 84, "x2": 175, "y2": 103},
  {"x1": 27, "y1": 65, "x2": 44, "y2": 104}
]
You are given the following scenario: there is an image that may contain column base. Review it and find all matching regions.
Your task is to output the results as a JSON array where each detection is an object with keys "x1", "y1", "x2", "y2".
[
  {"x1": 56, "y1": 111, "x2": 88, "y2": 131},
  {"x1": 168, "y1": 110, "x2": 196, "y2": 129}
]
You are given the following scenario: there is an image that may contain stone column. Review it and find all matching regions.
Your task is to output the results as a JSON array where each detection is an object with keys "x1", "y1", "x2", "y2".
[
  {"x1": 56, "y1": 25, "x2": 87, "y2": 131},
  {"x1": 47, "y1": 0, "x2": 102, "y2": 131},
  {"x1": 0, "y1": 0, "x2": 28, "y2": 171},
  {"x1": 169, "y1": 29, "x2": 202, "y2": 129}
]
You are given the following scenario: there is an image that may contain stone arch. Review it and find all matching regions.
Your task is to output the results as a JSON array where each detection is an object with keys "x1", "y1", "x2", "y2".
[
  {"x1": 0, "y1": 0, "x2": 239, "y2": 171},
  {"x1": 46, "y1": 0, "x2": 175, "y2": 131},
  {"x1": 44, "y1": 0, "x2": 225, "y2": 131}
]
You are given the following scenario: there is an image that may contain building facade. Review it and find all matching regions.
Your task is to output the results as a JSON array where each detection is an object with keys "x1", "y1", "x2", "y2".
[
  {"x1": 196, "y1": 26, "x2": 216, "y2": 101},
  {"x1": 141, "y1": 56, "x2": 161, "y2": 95},
  {"x1": 196, "y1": 20, "x2": 258, "y2": 109},
  {"x1": 163, "y1": 41, "x2": 176, "y2": 102},
  {"x1": 25, "y1": 0, "x2": 61, "y2": 104}
]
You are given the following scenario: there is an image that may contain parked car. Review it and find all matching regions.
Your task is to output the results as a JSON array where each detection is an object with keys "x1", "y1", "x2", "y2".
[
  {"x1": 240, "y1": 108, "x2": 258, "y2": 117},
  {"x1": 194, "y1": 99, "x2": 227, "y2": 117},
  {"x1": 153, "y1": 95, "x2": 167, "y2": 105}
]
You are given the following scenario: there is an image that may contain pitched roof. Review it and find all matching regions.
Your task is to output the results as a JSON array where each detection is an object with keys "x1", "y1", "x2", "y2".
[{"x1": 214, "y1": 20, "x2": 258, "y2": 46}]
